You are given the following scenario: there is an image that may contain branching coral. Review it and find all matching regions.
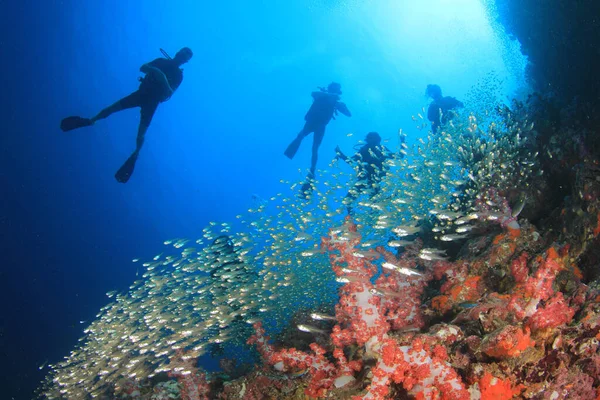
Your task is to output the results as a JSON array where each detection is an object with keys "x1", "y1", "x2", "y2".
[{"x1": 250, "y1": 218, "x2": 470, "y2": 400}]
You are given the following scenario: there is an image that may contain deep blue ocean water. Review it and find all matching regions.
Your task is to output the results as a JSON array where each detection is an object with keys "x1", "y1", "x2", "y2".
[{"x1": 0, "y1": 1, "x2": 526, "y2": 398}]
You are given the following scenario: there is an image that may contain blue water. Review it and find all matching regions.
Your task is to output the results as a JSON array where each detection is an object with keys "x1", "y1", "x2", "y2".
[{"x1": 0, "y1": 1, "x2": 525, "y2": 398}]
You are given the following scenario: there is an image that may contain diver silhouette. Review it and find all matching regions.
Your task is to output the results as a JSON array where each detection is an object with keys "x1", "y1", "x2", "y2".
[
  {"x1": 335, "y1": 132, "x2": 403, "y2": 214},
  {"x1": 284, "y1": 82, "x2": 351, "y2": 198},
  {"x1": 60, "y1": 47, "x2": 193, "y2": 183},
  {"x1": 426, "y1": 84, "x2": 464, "y2": 134}
]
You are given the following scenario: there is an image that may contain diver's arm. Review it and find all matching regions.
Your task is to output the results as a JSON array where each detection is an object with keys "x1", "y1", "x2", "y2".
[
  {"x1": 140, "y1": 58, "x2": 162, "y2": 74},
  {"x1": 336, "y1": 102, "x2": 352, "y2": 117},
  {"x1": 140, "y1": 63, "x2": 152, "y2": 74},
  {"x1": 444, "y1": 96, "x2": 465, "y2": 110},
  {"x1": 446, "y1": 97, "x2": 464, "y2": 109},
  {"x1": 311, "y1": 91, "x2": 340, "y2": 100},
  {"x1": 143, "y1": 66, "x2": 174, "y2": 95},
  {"x1": 311, "y1": 91, "x2": 329, "y2": 100},
  {"x1": 392, "y1": 148, "x2": 405, "y2": 160},
  {"x1": 335, "y1": 146, "x2": 351, "y2": 163}
]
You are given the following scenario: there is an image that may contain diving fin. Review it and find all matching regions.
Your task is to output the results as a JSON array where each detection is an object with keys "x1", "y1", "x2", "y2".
[
  {"x1": 115, "y1": 153, "x2": 138, "y2": 183},
  {"x1": 284, "y1": 137, "x2": 302, "y2": 159},
  {"x1": 60, "y1": 116, "x2": 93, "y2": 132}
]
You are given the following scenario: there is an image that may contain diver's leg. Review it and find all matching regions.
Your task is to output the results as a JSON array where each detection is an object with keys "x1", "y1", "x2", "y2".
[
  {"x1": 135, "y1": 102, "x2": 158, "y2": 153},
  {"x1": 284, "y1": 125, "x2": 311, "y2": 159},
  {"x1": 115, "y1": 102, "x2": 158, "y2": 183},
  {"x1": 91, "y1": 91, "x2": 142, "y2": 123},
  {"x1": 61, "y1": 91, "x2": 143, "y2": 132},
  {"x1": 309, "y1": 126, "x2": 325, "y2": 175},
  {"x1": 296, "y1": 126, "x2": 321, "y2": 199},
  {"x1": 369, "y1": 179, "x2": 381, "y2": 199}
]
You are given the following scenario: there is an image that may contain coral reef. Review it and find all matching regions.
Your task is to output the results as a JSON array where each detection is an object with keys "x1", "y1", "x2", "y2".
[
  {"x1": 39, "y1": 101, "x2": 600, "y2": 399},
  {"x1": 37, "y1": 47, "x2": 600, "y2": 399},
  {"x1": 241, "y1": 213, "x2": 600, "y2": 399}
]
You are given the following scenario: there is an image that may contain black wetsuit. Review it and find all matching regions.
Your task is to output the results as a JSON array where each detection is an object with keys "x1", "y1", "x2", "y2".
[
  {"x1": 342, "y1": 144, "x2": 394, "y2": 210},
  {"x1": 296, "y1": 91, "x2": 348, "y2": 158},
  {"x1": 304, "y1": 92, "x2": 341, "y2": 131},
  {"x1": 117, "y1": 58, "x2": 184, "y2": 127},
  {"x1": 60, "y1": 56, "x2": 187, "y2": 183},
  {"x1": 284, "y1": 91, "x2": 351, "y2": 177},
  {"x1": 428, "y1": 96, "x2": 464, "y2": 133}
]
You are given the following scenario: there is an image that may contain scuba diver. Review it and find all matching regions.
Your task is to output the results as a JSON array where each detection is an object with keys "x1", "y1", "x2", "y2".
[
  {"x1": 60, "y1": 47, "x2": 193, "y2": 183},
  {"x1": 335, "y1": 132, "x2": 404, "y2": 214},
  {"x1": 426, "y1": 84, "x2": 464, "y2": 134},
  {"x1": 284, "y1": 82, "x2": 351, "y2": 197}
]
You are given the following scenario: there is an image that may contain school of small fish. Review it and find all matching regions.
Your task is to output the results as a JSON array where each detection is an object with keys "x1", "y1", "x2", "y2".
[
  {"x1": 40, "y1": 234, "x2": 273, "y2": 398},
  {"x1": 40, "y1": 91, "x2": 542, "y2": 397}
]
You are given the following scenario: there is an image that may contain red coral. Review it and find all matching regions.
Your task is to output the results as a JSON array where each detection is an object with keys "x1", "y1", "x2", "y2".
[
  {"x1": 510, "y1": 252, "x2": 530, "y2": 284},
  {"x1": 478, "y1": 372, "x2": 523, "y2": 400},
  {"x1": 526, "y1": 292, "x2": 576, "y2": 332},
  {"x1": 431, "y1": 261, "x2": 484, "y2": 313},
  {"x1": 251, "y1": 218, "x2": 469, "y2": 399},
  {"x1": 375, "y1": 246, "x2": 432, "y2": 330},
  {"x1": 167, "y1": 349, "x2": 210, "y2": 400},
  {"x1": 481, "y1": 325, "x2": 535, "y2": 359},
  {"x1": 359, "y1": 338, "x2": 469, "y2": 400},
  {"x1": 508, "y1": 247, "x2": 566, "y2": 320},
  {"x1": 522, "y1": 248, "x2": 563, "y2": 300},
  {"x1": 247, "y1": 322, "x2": 337, "y2": 398}
]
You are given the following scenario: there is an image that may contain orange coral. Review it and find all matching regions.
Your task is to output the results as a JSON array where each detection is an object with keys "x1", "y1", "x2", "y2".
[
  {"x1": 432, "y1": 263, "x2": 485, "y2": 313},
  {"x1": 481, "y1": 326, "x2": 535, "y2": 359},
  {"x1": 478, "y1": 372, "x2": 523, "y2": 400},
  {"x1": 432, "y1": 295, "x2": 450, "y2": 312},
  {"x1": 447, "y1": 276, "x2": 482, "y2": 302},
  {"x1": 572, "y1": 264, "x2": 584, "y2": 279},
  {"x1": 546, "y1": 246, "x2": 560, "y2": 261},
  {"x1": 493, "y1": 233, "x2": 505, "y2": 245},
  {"x1": 507, "y1": 226, "x2": 521, "y2": 239},
  {"x1": 593, "y1": 213, "x2": 600, "y2": 236}
]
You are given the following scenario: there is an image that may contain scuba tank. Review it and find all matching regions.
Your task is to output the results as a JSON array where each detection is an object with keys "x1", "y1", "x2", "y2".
[
  {"x1": 160, "y1": 48, "x2": 172, "y2": 59},
  {"x1": 138, "y1": 48, "x2": 172, "y2": 83},
  {"x1": 161, "y1": 47, "x2": 184, "y2": 73}
]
